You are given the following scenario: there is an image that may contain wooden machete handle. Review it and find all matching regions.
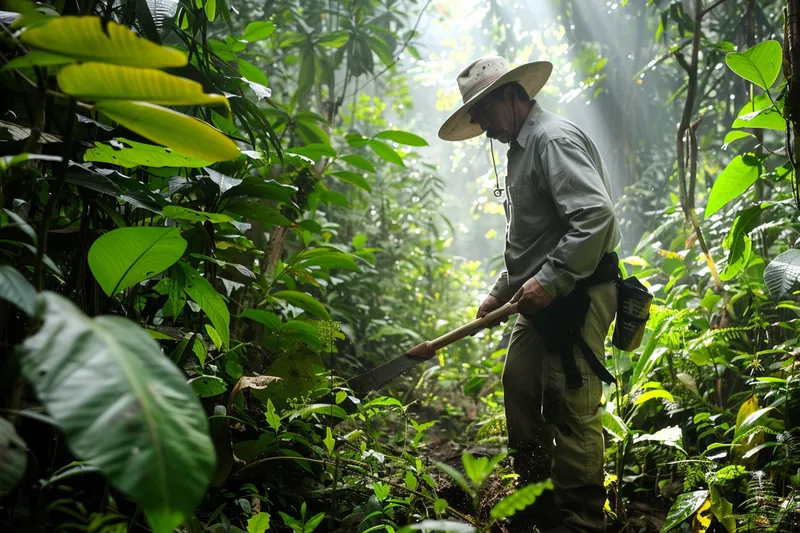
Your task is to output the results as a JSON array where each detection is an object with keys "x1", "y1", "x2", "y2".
[{"x1": 406, "y1": 302, "x2": 519, "y2": 360}]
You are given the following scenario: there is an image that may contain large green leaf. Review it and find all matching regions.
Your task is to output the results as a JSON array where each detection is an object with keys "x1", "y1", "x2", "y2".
[
  {"x1": 189, "y1": 376, "x2": 227, "y2": 398},
  {"x1": 704, "y1": 155, "x2": 760, "y2": 218},
  {"x1": 732, "y1": 94, "x2": 785, "y2": 131},
  {"x1": 338, "y1": 154, "x2": 375, "y2": 172},
  {"x1": 0, "y1": 264, "x2": 36, "y2": 316},
  {"x1": 242, "y1": 309, "x2": 281, "y2": 332},
  {"x1": 95, "y1": 101, "x2": 240, "y2": 163},
  {"x1": 19, "y1": 292, "x2": 215, "y2": 533},
  {"x1": 368, "y1": 139, "x2": 404, "y2": 166},
  {"x1": 633, "y1": 388, "x2": 674, "y2": 406},
  {"x1": 224, "y1": 200, "x2": 292, "y2": 227},
  {"x1": 84, "y1": 138, "x2": 214, "y2": 168},
  {"x1": 58, "y1": 63, "x2": 228, "y2": 107},
  {"x1": 725, "y1": 40, "x2": 782, "y2": 90},
  {"x1": 241, "y1": 21, "x2": 276, "y2": 42},
  {"x1": 374, "y1": 130, "x2": 429, "y2": 147},
  {"x1": 709, "y1": 485, "x2": 736, "y2": 533},
  {"x1": 721, "y1": 130, "x2": 754, "y2": 149},
  {"x1": 286, "y1": 144, "x2": 337, "y2": 162},
  {"x1": 178, "y1": 262, "x2": 230, "y2": 348},
  {"x1": 662, "y1": 491, "x2": 709, "y2": 533},
  {"x1": 0, "y1": 417, "x2": 27, "y2": 498},
  {"x1": 272, "y1": 290, "x2": 330, "y2": 320},
  {"x1": 764, "y1": 249, "x2": 800, "y2": 301},
  {"x1": 316, "y1": 30, "x2": 351, "y2": 48},
  {"x1": 720, "y1": 205, "x2": 763, "y2": 280},
  {"x1": 222, "y1": 177, "x2": 297, "y2": 203},
  {"x1": 331, "y1": 171, "x2": 371, "y2": 192},
  {"x1": 247, "y1": 512, "x2": 272, "y2": 533},
  {"x1": 88, "y1": 227, "x2": 186, "y2": 296},
  {"x1": 163, "y1": 206, "x2": 233, "y2": 225},
  {"x1": 20, "y1": 16, "x2": 186, "y2": 68},
  {"x1": 295, "y1": 248, "x2": 361, "y2": 271}
]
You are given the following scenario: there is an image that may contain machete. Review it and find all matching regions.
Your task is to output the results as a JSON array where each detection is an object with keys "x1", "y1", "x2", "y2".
[{"x1": 346, "y1": 301, "x2": 519, "y2": 396}]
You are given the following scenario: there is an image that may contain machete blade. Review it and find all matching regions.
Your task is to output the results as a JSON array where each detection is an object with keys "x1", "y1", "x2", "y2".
[{"x1": 346, "y1": 352, "x2": 429, "y2": 396}]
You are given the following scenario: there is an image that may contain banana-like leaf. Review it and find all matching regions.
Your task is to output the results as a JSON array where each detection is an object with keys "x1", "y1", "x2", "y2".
[
  {"x1": 20, "y1": 17, "x2": 186, "y2": 68},
  {"x1": 0, "y1": 417, "x2": 28, "y2": 497},
  {"x1": 137, "y1": 0, "x2": 179, "y2": 43},
  {"x1": 58, "y1": 63, "x2": 228, "y2": 107},
  {"x1": 764, "y1": 249, "x2": 800, "y2": 301},
  {"x1": 95, "y1": 101, "x2": 240, "y2": 163},
  {"x1": 19, "y1": 292, "x2": 215, "y2": 533}
]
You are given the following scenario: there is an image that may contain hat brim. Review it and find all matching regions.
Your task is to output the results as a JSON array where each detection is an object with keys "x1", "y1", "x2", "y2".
[{"x1": 437, "y1": 61, "x2": 553, "y2": 142}]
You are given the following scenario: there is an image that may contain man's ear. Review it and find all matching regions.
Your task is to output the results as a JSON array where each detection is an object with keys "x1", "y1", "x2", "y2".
[{"x1": 503, "y1": 84, "x2": 518, "y2": 103}]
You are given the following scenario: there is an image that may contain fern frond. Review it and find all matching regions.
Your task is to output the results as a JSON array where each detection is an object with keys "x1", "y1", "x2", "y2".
[{"x1": 686, "y1": 326, "x2": 756, "y2": 352}]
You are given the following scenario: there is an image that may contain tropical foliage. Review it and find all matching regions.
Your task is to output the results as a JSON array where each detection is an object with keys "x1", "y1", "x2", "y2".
[{"x1": 0, "y1": 1, "x2": 798, "y2": 532}]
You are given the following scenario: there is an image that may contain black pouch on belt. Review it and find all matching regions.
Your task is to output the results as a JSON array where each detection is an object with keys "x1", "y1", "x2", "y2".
[
  {"x1": 612, "y1": 276, "x2": 653, "y2": 352},
  {"x1": 523, "y1": 253, "x2": 619, "y2": 389}
]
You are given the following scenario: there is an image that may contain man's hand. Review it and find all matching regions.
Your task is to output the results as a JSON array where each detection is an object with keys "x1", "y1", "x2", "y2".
[
  {"x1": 477, "y1": 294, "x2": 502, "y2": 319},
  {"x1": 474, "y1": 294, "x2": 508, "y2": 332},
  {"x1": 511, "y1": 277, "x2": 554, "y2": 315}
]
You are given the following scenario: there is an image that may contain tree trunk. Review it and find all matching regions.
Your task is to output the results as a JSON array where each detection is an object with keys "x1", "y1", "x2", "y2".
[{"x1": 787, "y1": 0, "x2": 800, "y2": 185}]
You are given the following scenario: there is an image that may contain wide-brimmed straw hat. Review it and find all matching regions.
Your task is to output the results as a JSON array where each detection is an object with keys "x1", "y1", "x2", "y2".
[{"x1": 437, "y1": 56, "x2": 553, "y2": 141}]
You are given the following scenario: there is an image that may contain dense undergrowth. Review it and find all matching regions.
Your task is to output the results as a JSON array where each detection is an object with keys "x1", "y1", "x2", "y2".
[{"x1": 0, "y1": 1, "x2": 799, "y2": 532}]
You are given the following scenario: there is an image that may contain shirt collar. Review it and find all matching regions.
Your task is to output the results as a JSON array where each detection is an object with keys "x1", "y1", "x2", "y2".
[{"x1": 513, "y1": 100, "x2": 543, "y2": 149}]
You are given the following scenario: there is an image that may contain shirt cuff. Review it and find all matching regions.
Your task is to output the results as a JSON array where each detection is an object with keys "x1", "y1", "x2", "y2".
[
  {"x1": 534, "y1": 262, "x2": 573, "y2": 300},
  {"x1": 489, "y1": 272, "x2": 516, "y2": 303}
]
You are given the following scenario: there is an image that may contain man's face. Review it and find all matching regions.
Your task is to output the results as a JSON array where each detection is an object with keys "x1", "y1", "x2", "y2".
[{"x1": 468, "y1": 92, "x2": 515, "y2": 144}]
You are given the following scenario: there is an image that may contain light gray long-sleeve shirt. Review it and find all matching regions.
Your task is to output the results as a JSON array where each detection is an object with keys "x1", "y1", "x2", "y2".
[{"x1": 489, "y1": 102, "x2": 621, "y2": 303}]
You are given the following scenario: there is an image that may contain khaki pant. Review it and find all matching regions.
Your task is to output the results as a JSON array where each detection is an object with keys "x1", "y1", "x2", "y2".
[{"x1": 502, "y1": 281, "x2": 616, "y2": 533}]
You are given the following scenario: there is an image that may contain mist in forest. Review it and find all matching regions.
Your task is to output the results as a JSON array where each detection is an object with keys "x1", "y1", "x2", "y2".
[{"x1": 377, "y1": 0, "x2": 662, "y2": 270}]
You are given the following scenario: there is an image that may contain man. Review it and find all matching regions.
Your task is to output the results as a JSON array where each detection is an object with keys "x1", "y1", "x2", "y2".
[{"x1": 438, "y1": 56, "x2": 621, "y2": 533}]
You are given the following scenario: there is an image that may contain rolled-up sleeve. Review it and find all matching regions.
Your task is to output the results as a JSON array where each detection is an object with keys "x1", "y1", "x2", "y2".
[
  {"x1": 533, "y1": 138, "x2": 617, "y2": 298},
  {"x1": 489, "y1": 270, "x2": 516, "y2": 302}
]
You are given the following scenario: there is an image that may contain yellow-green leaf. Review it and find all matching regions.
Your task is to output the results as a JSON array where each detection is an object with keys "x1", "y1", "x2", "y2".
[
  {"x1": 84, "y1": 138, "x2": 214, "y2": 168},
  {"x1": 95, "y1": 101, "x2": 240, "y2": 163},
  {"x1": 704, "y1": 155, "x2": 760, "y2": 218},
  {"x1": 709, "y1": 485, "x2": 736, "y2": 533},
  {"x1": 58, "y1": 63, "x2": 228, "y2": 107},
  {"x1": 732, "y1": 94, "x2": 785, "y2": 131},
  {"x1": 21, "y1": 17, "x2": 186, "y2": 68},
  {"x1": 725, "y1": 40, "x2": 783, "y2": 90},
  {"x1": 324, "y1": 427, "x2": 334, "y2": 455},
  {"x1": 633, "y1": 389, "x2": 674, "y2": 406},
  {"x1": 163, "y1": 206, "x2": 233, "y2": 225},
  {"x1": 204, "y1": 0, "x2": 217, "y2": 22},
  {"x1": 1, "y1": 50, "x2": 75, "y2": 71},
  {"x1": 272, "y1": 290, "x2": 330, "y2": 320}
]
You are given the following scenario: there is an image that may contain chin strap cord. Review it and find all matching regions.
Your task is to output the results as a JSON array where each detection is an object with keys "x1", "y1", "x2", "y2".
[{"x1": 489, "y1": 139, "x2": 503, "y2": 197}]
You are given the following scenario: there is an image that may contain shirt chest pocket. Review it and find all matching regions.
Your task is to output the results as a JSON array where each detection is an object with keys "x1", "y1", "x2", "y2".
[{"x1": 507, "y1": 184, "x2": 540, "y2": 227}]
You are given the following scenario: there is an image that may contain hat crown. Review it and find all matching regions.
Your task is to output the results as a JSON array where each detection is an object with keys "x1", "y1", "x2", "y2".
[{"x1": 457, "y1": 56, "x2": 510, "y2": 104}]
